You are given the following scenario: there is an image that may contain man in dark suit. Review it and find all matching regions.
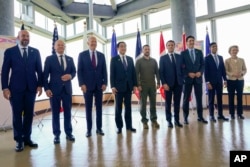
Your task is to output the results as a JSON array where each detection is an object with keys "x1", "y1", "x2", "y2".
[
  {"x1": 159, "y1": 40, "x2": 184, "y2": 128},
  {"x1": 77, "y1": 36, "x2": 107, "y2": 137},
  {"x1": 181, "y1": 35, "x2": 208, "y2": 124},
  {"x1": 204, "y1": 42, "x2": 229, "y2": 122},
  {"x1": 43, "y1": 39, "x2": 76, "y2": 144},
  {"x1": 110, "y1": 41, "x2": 137, "y2": 134},
  {"x1": 1, "y1": 30, "x2": 43, "y2": 152}
]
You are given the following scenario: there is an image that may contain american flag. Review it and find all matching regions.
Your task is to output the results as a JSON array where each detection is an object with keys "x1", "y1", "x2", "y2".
[{"x1": 52, "y1": 24, "x2": 58, "y2": 54}]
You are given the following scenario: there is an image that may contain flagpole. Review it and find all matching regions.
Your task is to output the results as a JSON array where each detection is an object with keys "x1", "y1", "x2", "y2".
[{"x1": 83, "y1": 21, "x2": 87, "y2": 50}]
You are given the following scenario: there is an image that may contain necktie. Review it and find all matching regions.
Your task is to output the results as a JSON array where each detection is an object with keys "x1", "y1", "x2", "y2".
[
  {"x1": 60, "y1": 55, "x2": 64, "y2": 71},
  {"x1": 190, "y1": 49, "x2": 195, "y2": 63},
  {"x1": 23, "y1": 48, "x2": 27, "y2": 63},
  {"x1": 214, "y1": 55, "x2": 219, "y2": 67},
  {"x1": 92, "y1": 51, "x2": 96, "y2": 68},
  {"x1": 122, "y1": 56, "x2": 127, "y2": 70},
  {"x1": 170, "y1": 54, "x2": 177, "y2": 80},
  {"x1": 170, "y1": 54, "x2": 176, "y2": 69}
]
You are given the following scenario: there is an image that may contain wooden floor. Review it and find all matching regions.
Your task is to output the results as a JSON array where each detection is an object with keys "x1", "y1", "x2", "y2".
[{"x1": 0, "y1": 103, "x2": 250, "y2": 167}]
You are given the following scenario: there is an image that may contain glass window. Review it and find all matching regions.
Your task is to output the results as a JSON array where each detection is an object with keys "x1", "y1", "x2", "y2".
[
  {"x1": 66, "y1": 23, "x2": 74, "y2": 37},
  {"x1": 149, "y1": 30, "x2": 172, "y2": 63},
  {"x1": 149, "y1": 9, "x2": 171, "y2": 28},
  {"x1": 27, "y1": 32, "x2": 54, "y2": 100},
  {"x1": 14, "y1": 0, "x2": 21, "y2": 18},
  {"x1": 47, "y1": 17, "x2": 55, "y2": 33},
  {"x1": 57, "y1": 23, "x2": 64, "y2": 37},
  {"x1": 65, "y1": 40, "x2": 84, "y2": 95},
  {"x1": 216, "y1": 12, "x2": 250, "y2": 91},
  {"x1": 115, "y1": 0, "x2": 127, "y2": 4},
  {"x1": 195, "y1": 0, "x2": 208, "y2": 16},
  {"x1": 106, "y1": 23, "x2": 123, "y2": 38},
  {"x1": 75, "y1": 19, "x2": 85, "y2": 34},
  {"x1": 215, "y1": 0, "x2": 250, "y2": 12},
  {"x1": 124, "y1": 17, "x2": 141, "y2": 34},
  {"x1": 123, "y1": 35, "x2": 146, "y2": 61},
  {"x1": 34, "y1": 11, "x2": 46, "y2": 29},
  {"x1": 196, "y1": 20, "x2": 211, "y2": 54}
]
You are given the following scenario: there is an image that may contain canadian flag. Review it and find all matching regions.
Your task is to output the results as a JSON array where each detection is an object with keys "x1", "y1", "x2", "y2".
[
  {"x1": 182, "y1": 31, "x2": 186, "y2": 51},
  {"x1": 160, "y1": 32, "x2": 166, "y2": 56},
  {"x1": 159, "y1": 32, "x2": 166, "y2": 100}
]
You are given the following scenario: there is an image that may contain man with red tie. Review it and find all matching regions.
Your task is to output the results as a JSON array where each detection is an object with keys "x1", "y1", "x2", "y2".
[{"x1": 77, "y1": 36, "x2": 107, "y2": 137}]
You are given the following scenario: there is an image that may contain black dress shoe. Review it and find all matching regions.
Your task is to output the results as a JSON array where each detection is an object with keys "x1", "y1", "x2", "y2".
[
  {"x1": 15, "y1": 142, "x2": 24, "y2": 152},
  {"x1": 117, "y1": 128, "x2": 122, "y2": 134},
  {"x1": 85, "y1": 131, "x2": 92, "y2": 138},
  {"x1": 66, "y1": 135, "x2": 75, "y2": 141},
  {"x1": 238, "y1": 115, "x2": 245, "y2": 119},
  {"x1": 184, "y1": 119, "x2": 189, "y2": 125},
  {"x1": 174, "y1": 122, "x2": 183, "y2": 127},
  {"x1": 231, "y1": 115, "x2": 235, "y2": 119},
  {"x1": 217, "y1": 116, "x2": 229, "y2": 121},
  {"x1": 24, "y1": 140, "x2": 38, "y2": 147},
  {"x1": 127, "y1": 128, "x2": 136, "y2": 132},
  {"x1": 168, "y1": 122, "x2": 173, "y2": 128},
  {"x1": 96, "y1": 129, "x2": 105, "y2": 136},
  {"x1": 54, "y1": 136, "x2": 60, "y2": 144},
  {"x1": 210, "y1": 117, "x2": 216, "y2": 122},
  {"x1": 197, "y1": 118, "x2": 208, "y2": 124}
]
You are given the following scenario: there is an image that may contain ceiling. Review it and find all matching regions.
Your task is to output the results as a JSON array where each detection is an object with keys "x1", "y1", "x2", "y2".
[{"x1": 19, "y1": 0, "x2": 169, "y2": 26}]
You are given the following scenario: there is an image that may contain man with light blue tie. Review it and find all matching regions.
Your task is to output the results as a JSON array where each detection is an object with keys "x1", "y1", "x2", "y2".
[
  {"x1": 181, "y1": 35, "x2": 208, "y2": 124},
  {"x1": 204, "y1": 42, "x2": 228, "y2": 122},
  {"x1": 77, "y1": 36, "x2": 107, "y2": 137},
  {"x1": 110, "y1": 42, "x2": 137, "y2": 134}
]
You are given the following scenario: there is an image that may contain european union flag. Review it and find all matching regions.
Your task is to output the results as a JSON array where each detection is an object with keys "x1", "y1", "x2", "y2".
[
  {"x1": 135, "y1": 30, "x2": 142, "y2": 59},
  {"x1": 205, "y1": 31, "x2": 211, "y2": 56},
  {"x1": 52, "y1": 24, "x2": 58, "y2": 54},
  {"x1": 111, "y1": 30, "x2": 117, "y2": 57}
]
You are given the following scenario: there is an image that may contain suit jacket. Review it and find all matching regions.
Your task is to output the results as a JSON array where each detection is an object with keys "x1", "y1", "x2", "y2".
[
  {"x1": 181, "y1": 49, "x2": 204, "y2": 84},
  {"x1": 225, "y1": 57, "x2": 247, "y2": 81},
  {"x1": 43, "y1": 54, "x2": 76, "y2": 95},
  {"x1": 77, "y1": 50, "x2": 107, "y2": 91},
  {"x1": 204, "y1": 54, "x2": 227, "y2": 84},
  {"x1": 159, "y1": 53, "x2": 184, "y2": 87},
  {"x1": 110, "y1": 55, "x2": 137, "y2": 92},
  {"x1": 1, "y1": 45, "x2": 43, "y2": 93}
]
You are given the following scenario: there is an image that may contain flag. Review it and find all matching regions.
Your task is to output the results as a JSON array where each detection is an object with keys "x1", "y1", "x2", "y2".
[
  {"x1": 182, "y1": 31, "x2": 186, "y2": 51},
  {"x1": 111, "y1": 29, "x2": 117, "y2": 57},
  {"x1": 135, "y1": 29, "x2": 142, "y2": 59},
  {"x1": 52, "y1": 24, "x2": 58, "y2": 54},
  {"x1": 134, "y1": 29, "x2": 142, "y2": 99},
  {"x1": 83, "y1": 21, "x2": 88, "y2": 50},
  {"x1": 205, "y1": 29, "x2": 211, "y2": 56},
  {"x1": 159, "y1": 31, "x2": 166, "y2": 100},
  {"x1": 21, "y1": 22, "x2": 25, "y2": 30},
  {"x1": 159, "y1": 32, "x2": 166, "y2": 56},
  {"x1": 205, "y1": 28, "x2": 211, "y2": 95}
]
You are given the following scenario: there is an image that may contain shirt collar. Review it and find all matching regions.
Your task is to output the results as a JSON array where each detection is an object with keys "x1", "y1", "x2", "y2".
[
  {"x1": 18, "y1": 44, "x2": 28, "y2": 50},
  {"x1": 56, "y1": 53, "x2": 64, "y2": 57}
]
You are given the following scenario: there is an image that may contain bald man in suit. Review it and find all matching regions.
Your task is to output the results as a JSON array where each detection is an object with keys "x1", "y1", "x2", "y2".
[{"x1": 1, "y1": 30, "x2": 43, "y2": 152}]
